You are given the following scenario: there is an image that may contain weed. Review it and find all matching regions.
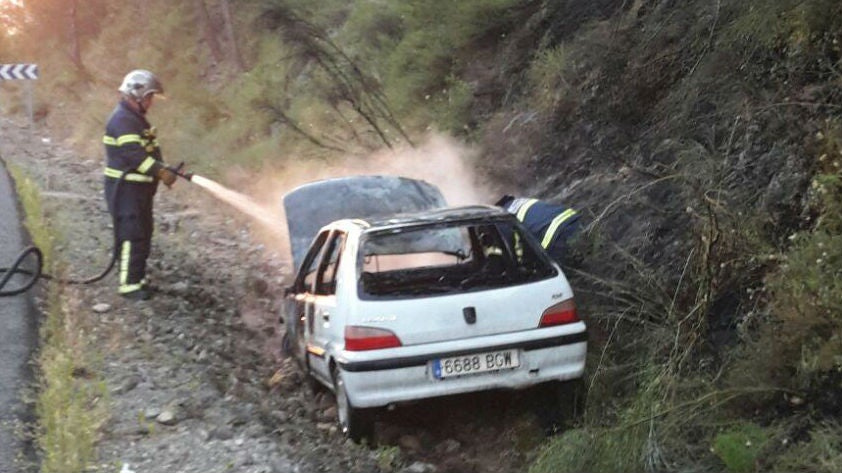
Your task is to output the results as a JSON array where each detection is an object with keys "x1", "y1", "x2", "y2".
[
  {"x1": 529, "y1": 428, "x2": 594, "y2": 473},
  {"x1": 375, "y1": 444, "x2": 401, "y2": 471},
  {"x1": 527, "y1": 45, "x2": 572, "y2": 113},
  {"x1": 429, "y1": 75, "x2": 475, "y2": 133},
  {"x1": 712, "y1": 423, "x2": 768, "y2": 473},
  {"x1": 136, "y1": 410, "x2": 156, "y2": 436},
  {"x1": 7, "y1": 164, "x2": 54, "y2": 266}
]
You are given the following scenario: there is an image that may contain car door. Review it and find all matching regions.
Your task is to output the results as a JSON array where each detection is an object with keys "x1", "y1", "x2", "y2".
[
  {"x1": 284, "y1": 231, "x2": 329, "y2": 370},
  {"x1": 308, "y1": 230, "x2": 347, "y2": 383}
]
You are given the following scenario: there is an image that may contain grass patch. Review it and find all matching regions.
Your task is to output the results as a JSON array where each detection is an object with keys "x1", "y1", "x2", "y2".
[
  {"x1": 527, "y1": 45, "x2": 573, "y2": 113},
  {"x1": 712, "y1": 423, "x2": 768, "y2": 473},
  {"x1": 36, "y1": 288, "x2": 108, "y2": 473},
  {"x1": 7, "y1": 165, "x2": 108, "y2": 473},
  {"x1": 6, "y1": 164, "x2": 54, "y2": 267}
]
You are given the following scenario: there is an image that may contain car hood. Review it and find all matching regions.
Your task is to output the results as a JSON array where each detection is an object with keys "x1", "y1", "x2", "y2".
[{"x1": 282, "y1": 175, "x2": 447, "y2": 270}]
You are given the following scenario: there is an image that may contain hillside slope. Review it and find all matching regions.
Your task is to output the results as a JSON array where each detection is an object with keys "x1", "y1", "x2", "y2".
[{"x1": 2, "y1": 0, "x2": 841, "y2": 471}]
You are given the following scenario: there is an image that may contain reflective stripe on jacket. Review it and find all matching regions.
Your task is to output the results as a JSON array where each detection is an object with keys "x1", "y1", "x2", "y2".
[
  {"x1": 505, "y1": 198, "x2": 579, "y2": 250},
  {"x1": 103, "y1": 100, "x2": 163, "y2": 183}
]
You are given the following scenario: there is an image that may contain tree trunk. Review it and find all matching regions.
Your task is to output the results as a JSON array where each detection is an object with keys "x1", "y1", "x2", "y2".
[
  {"x1": 220, "y1": 0, "x2": 246, "y2": 71},
  {"x1": 196, "y1": 0, "x2": 223, "y2": 64},
  {"x1": 68, "y1": 0, "x2": 83, "y2": 69}
]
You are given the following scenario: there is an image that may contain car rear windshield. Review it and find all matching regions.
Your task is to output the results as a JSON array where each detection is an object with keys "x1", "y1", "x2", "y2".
[{"x1": 358, "y1": 219, "x2": 557, "y2": 298}]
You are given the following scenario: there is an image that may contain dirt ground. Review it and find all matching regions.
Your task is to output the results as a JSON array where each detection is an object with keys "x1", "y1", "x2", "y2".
[{"x1": 0, "y1": 117, "x2": 552, "y2": 473}]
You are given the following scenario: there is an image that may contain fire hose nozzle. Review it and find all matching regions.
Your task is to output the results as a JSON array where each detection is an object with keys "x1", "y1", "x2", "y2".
[{"x1": 166, "y1": 162, "x2": 194, "y2": 182}]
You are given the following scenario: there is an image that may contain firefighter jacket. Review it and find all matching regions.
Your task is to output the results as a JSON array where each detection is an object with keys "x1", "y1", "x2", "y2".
[
  {"x1": 103, "y1": 100, "x2": 164, "y2": 184},
  {"x1": 501, "y1": 197, "x2": 580, "y2": 258}
]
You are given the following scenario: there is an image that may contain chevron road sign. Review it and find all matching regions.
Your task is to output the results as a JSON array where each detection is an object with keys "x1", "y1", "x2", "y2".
[{"x1": 0, "y1": 64, "x2": 39, "y2": 80}]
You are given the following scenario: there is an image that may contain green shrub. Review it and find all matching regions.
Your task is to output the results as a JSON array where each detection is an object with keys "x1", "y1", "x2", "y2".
[
  {"x1": 712, "y1": 423, "x2": 768, "y2": 473},
  {"x1": 531, "y1": 371, "x2": 671, "y2": 473},
  {"x1": 527, "y1": 45, "x2": 572, "y2": 113},
  {"x1": 763, "y1": 230, "x2": 842, "y2": 387},
  {"x1": 529, "y1": 428, "x2": 595, "y2": 473},
  {"x1": 755, "y1": 120, "x2": 842, "y2": 389},
  {"x1": 383, "y1": 0, "x2": 519, "y2": 114},
  {"x1": 430, "y1": 75, "x2": 474, "y2": 133},
  {"x1": 723, "y1": 0, "x2": 842, "y2": 51}
]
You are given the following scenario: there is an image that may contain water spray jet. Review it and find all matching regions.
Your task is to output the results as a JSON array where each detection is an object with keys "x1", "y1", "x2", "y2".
[{"x1": 164, "y1": 163, "x2": 286, "y2": 237}]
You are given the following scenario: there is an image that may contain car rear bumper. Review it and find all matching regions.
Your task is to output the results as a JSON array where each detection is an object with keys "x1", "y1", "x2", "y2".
[{"x1": 336, "y1": 330, "x2": 587, "y2": 408}]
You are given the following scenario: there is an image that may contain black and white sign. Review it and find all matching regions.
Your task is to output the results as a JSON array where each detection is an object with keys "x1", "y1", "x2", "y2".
[{"x1": 0, "y1": 64, "x2": 39, "y2": 80}]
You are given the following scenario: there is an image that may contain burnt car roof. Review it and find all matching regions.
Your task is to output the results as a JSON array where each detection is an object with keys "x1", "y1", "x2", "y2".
[
  {"x1": 283, "y1": 175, "x2": 448, "y2": 269},
  {"x1": 355, "y1": 205, "x2": 511, "y2": 231}
]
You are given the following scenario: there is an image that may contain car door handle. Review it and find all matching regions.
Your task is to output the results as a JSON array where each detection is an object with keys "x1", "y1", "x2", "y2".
[{"x1": 320, "y1": 311, "x2": 330, "y2": 321}]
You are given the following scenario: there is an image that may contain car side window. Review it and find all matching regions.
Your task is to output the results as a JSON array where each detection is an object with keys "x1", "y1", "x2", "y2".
[
  {"x1": 315, "y1": 231, "x2": 346, "y2": 296},
  {"x1": 298, "y1": 231, "x2": 329, "y2": 293}
]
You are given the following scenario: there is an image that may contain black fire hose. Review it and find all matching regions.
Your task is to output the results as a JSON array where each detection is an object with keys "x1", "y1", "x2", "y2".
[
  {"x1": 0, "y1": 162, "x2": 194, "y2": 297},
  {"x1": 0, "y1": 171, "x2": 126, "y2": 297}
]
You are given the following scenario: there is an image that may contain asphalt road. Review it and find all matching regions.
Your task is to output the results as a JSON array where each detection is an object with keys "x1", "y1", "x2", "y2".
[{"x1": 0, "y1": 159, "x2": 38, "y2": 472}]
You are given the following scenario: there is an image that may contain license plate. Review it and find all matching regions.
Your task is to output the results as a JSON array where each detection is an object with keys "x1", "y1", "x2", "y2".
[{"x1": 432, "y1": 349, "x2": 520, "y2": 379}]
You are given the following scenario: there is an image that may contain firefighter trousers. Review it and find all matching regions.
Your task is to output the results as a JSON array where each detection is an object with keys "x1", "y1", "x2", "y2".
[{"x1": 104, "y1": 178, "x2": 156, "y2": 294}]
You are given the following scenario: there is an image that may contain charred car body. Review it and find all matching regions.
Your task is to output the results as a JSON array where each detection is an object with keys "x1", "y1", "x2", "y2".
[{"x1": 280, "y1": 176, "x2": 587, "y2": 441}]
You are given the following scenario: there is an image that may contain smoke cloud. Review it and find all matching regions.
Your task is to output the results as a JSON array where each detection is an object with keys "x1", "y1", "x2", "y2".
[{"x1": 218, "y1": 133, "x2": 497, "y2": 262}]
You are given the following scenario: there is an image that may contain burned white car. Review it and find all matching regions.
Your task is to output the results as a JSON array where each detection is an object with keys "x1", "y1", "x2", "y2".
[{"x1": 280, "y1": 176, "x2": 587, "y2": 442}]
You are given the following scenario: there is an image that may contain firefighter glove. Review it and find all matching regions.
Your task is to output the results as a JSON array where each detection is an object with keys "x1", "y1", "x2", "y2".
[{"x1": 158, "y1": 167, "x2": 177, "y2": 187}]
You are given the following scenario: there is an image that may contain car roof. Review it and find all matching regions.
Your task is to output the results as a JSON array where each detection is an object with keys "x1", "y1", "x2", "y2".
[
  {"x1": 283, "y1": 175, "x2": 448, "y2": 269},
  {"x1": 334, "y1": 205, "x2": 512, "y2": 232}
]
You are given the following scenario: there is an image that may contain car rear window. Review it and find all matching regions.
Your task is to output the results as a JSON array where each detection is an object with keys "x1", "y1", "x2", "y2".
[{"x1": 358, "y1": 219, "x2": 557, "y2": 298}]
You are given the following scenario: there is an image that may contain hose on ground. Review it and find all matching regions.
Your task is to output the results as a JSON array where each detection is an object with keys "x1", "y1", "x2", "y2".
[{"x1": 0, "y1": 168, "x2": 124, "y2": 297}]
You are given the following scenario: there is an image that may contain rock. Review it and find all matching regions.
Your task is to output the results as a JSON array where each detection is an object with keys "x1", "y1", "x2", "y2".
[
  {"x1": 156, "y1": 409, "x2": 178, "y2": 425},
  {"x1": 112, "y1": 374, "x2": 141, "y2": 395},
  {"x1": 196, "y1": 348, "x2": 209, "y2": 362},
  {"x1": 245, "y1": 423, "x2": 266, "y2": 438},
  {"x1": 143, "y1": 407, "x2": 161, "y2": 420},
  {"x1": 171, "y1": 281, "x2": 189, "y2": 292},
  {"x1": 270, "y1": 410, "x2": 290, "y2": 424},
  {"x1": 399, "y1": 462, "x2": 437, "y2": 473},
  {"x1": 227, "y1": 405, "x2": 254, "y2": 426},
  {"x1": 316, "y1": 422, "x2": 333, "y2": 431},
  {"x1": 208, "y1": 426, "x2": 234, "y2": 441},
  {"x1": 250, "y1": 277, "x2": 269, "y2": 296},
  {"x1": 788, "y1": 395, "x2": 805, "y2": 406},
  {"x1": 322, "y1": 406, "x2": 337, "y2": 421},
  {"x1": 399, "y1": 434, "x2": 423, "y2": 452},
  {"x1": 93, "y1": 303, "x2": 112, "y2": 313},
  {"x1": 270, "y1": 459, "x2": 294, "y2": 472},
  {"x1": 440, "y1": 438, "x2": 461, "y2": 454}
]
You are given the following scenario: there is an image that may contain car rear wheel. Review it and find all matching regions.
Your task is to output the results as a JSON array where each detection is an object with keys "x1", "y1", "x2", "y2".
[
  {"x1": 535, "y1": 378, "x2": 587, "y2": 435},
  {"x1": 332, "y1": 367, "x2": 374, "y2": 443}
]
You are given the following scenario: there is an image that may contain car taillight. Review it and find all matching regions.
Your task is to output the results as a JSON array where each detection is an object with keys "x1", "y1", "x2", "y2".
[
  {"x1": 344, "y1": 326, "x2": 402, "y2": 351},
  {"x1": 539, "y1": 299, "x2": 579, "y2": 327}
]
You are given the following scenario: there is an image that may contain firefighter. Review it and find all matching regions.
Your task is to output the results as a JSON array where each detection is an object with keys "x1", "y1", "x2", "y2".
[
  {"x1": 496, "y1": 195, "x2": 581, "y2": 265},
  {"x1": 103, "y1": 70, "x2": 176, "y2": 300}
]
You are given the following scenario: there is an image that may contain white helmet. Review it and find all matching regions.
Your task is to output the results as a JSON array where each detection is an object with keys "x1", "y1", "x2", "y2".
[{"x1": 118, "y1": 69, "x2": 164, "y2": 100}]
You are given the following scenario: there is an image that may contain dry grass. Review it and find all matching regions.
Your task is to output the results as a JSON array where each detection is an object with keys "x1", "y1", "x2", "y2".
[{"x1": 8, "y1": 165, "x2": 108, "y2": 473}]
